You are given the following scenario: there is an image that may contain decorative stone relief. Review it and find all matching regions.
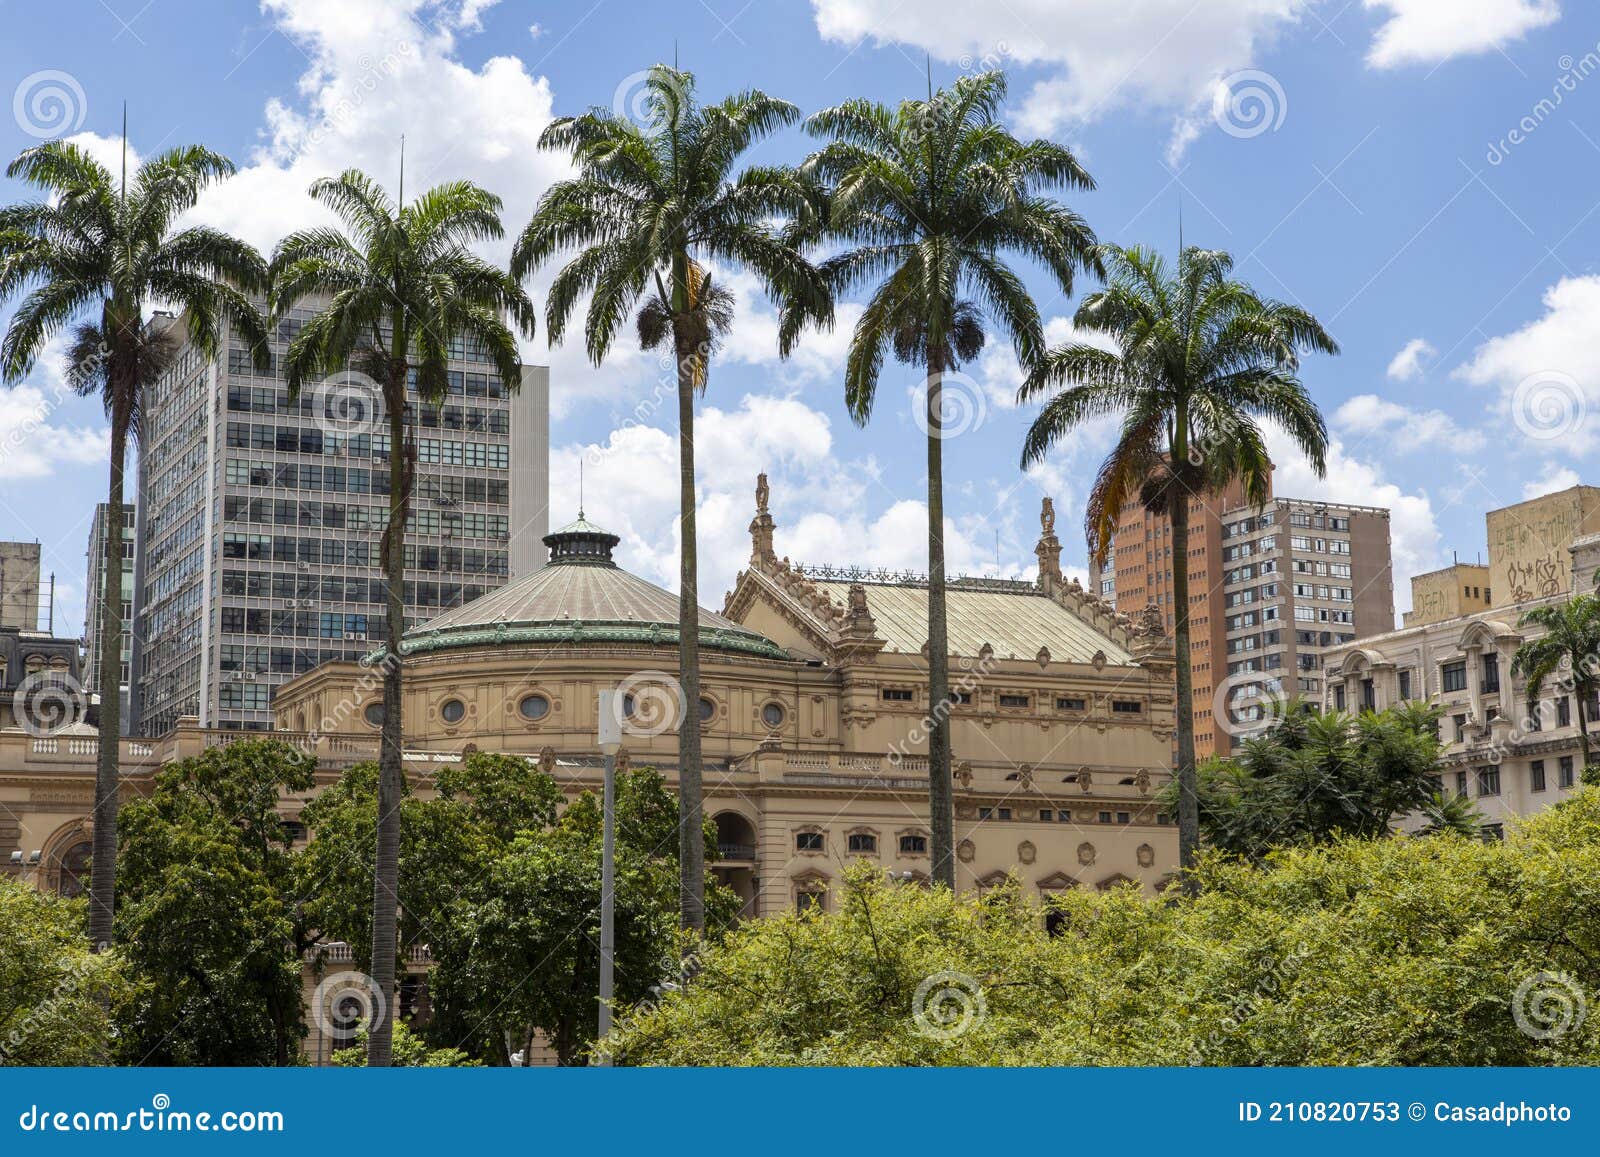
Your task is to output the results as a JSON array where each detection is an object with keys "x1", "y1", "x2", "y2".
[
  {"x1": 1077, "y1": 841, "x2": 1096, "y2": 866},
  {"x1": 957, "y1": 839, "x2": 976, "y2": 863}
]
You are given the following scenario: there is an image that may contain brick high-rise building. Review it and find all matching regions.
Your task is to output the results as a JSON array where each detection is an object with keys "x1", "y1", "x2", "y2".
[
  {"x1": 129, "y1": 306, "x2": 549, "y2": 737},
  {"x1": 1092, "y1": 474, "x2": 1395, "y2": 757}
]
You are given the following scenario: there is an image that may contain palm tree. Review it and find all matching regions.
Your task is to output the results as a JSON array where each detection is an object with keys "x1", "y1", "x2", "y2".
[
  {"x1": 1511, "y1": 581, "x2": 1600, "y2": 771},
  {"x1": 0, "y1": 140, "x2": 268, "y2": 950},
  {"x1": 513, "y1": 64, "x2": 821, "y2": 933},
  {"x1": 1019, "y1": 244, "x2": 1336, "y2": 892},
  {"x1": 270, "y1": 169, "x2": 535, "y2": 1064},
  {"x1": 779, "y1": 71, "x2": 1099, "y2": 889}
]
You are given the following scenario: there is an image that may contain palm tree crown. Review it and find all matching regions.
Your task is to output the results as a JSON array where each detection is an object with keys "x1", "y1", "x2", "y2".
[
  {"x1": 1511, "y1": 582, "x2": 1600, "y2": 770},
  {"x1": 514, "y1": 65, "x2": 821, "y2": 935},
  {"x1": 269, "y1": 168, "x2": 535, "y2": 1066},
  {"x1": 0, "y1": 138, "x2": 268, "y2": 951},
  {"x1": 1019, "y1": 243, "x2": 1336, "y2": 890},
  {"x1": 1020, "y1": 244, "x2": 1335, "y2": 560},
  {"x1": 781, "y1": 70, "x2": 1101, "y2": 888}
]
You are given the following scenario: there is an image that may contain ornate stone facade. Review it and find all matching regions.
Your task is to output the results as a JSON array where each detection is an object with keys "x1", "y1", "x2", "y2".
[{"x1": 4, "y1": 483, "x2": 1181, "y2": 918}]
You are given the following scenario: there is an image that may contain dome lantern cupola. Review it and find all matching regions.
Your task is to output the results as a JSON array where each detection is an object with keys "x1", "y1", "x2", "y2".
[{"x1": 543, "y1": 511, "x2": 621, "y2": 566}]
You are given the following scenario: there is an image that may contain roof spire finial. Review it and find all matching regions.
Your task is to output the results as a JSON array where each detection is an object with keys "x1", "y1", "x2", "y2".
[{"x1": 578, "y1": 459, "x2": 585, "y2": 520}]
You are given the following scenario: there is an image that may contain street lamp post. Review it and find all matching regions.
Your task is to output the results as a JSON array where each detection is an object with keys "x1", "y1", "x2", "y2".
[{"x1": 596, "y1": 689, "x2": 622, "y2": 1066}]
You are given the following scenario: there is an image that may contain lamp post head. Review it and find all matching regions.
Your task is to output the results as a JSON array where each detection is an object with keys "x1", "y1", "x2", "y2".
[{"x1": 597, "y1": 689, "x2": 623, "y2": 755}]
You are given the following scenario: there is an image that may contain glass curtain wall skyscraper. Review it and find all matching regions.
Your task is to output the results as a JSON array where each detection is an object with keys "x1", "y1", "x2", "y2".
[{"x1": 130, "y1": 306, "x2": 549, "y2": 736}]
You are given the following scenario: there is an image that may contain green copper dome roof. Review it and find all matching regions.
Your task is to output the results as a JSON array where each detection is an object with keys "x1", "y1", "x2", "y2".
[{"x1": 392, "y1": 514, "x2": 787, "y2": 660}]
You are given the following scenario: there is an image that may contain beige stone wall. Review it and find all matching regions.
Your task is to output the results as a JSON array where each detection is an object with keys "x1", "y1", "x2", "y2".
[
  {"x1": 1405, "y1": 563, "x2": 1491, "y2": 627},
  {"x1": 1487, "y1": 486, "x2": 1600, "y2": 607}
]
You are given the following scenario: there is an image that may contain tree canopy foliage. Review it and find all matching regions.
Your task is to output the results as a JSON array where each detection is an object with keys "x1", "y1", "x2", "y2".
[
  {"x1": 1182, "y1": 701, "x2": 1482, "y2": 860},
  {"x1": 0, "y1": 880, "x2": 126, "y2": 1065},
  {"x1": 114, "y1": 740, "x2": 317, "y2": 1065},
  {"x1": 610, "y1": 790, "x2": 1600, "y2": 1066}
]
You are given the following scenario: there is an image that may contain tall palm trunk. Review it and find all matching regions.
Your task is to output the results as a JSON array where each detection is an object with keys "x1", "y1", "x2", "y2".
[
  {"x1": 88, "y1": 397, "x2": 129, "y2": 952},
  {"x1": 675, "y1": 307, "x2": 706, "y2": 935},
  {"x1": 368, "y1": 370, "x2": 407, "y2": 1066},
  {"x1": 1578, "y1": 682, "x2": 1593, "y2": 769},
  {"x1": 1168, "y1": 473, "x2": 1201, "y2": 896},
  {"x1": 925, "y1": 364, "x2": 955, "y2": 890}
]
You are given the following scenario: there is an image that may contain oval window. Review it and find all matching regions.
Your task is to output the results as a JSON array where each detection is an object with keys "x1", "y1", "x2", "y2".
[
  {"x1": 363, "y1": 702, "x2": 384, "y2": 728},
  {"x1": 761, "y1": 702, "x2": 784, "y2": 728},
  {"x1": 518, "y1": 694, "x2": 550, "y2": 721},
  {"x1": 699, "y1": 697, "x2": 716, "y2": 722},
  {"x1": 441, "y1": 699, "x2": 466, "y2": 724}
]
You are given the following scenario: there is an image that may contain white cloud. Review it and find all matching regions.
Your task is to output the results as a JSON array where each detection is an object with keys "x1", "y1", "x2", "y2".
[
  {"x1": 1333, "y1": 393, "x2": 1486, "y2": 453},
  {"x1": 1267, "y1": 426, "x2": 1438, "y2": 618},
  {"x1": 809, "y1": 0, "x2": 1559, "y2": 159},
  {"x1": 0, "y1": 385, "x2": 110, "y2": 481},
  {"x1": 1363, "y1": 0, "x2": 1560, "y2": 69},
  {"x1": 1385, "y1": 336, "x2": 1434, "y2": 381},
  {"x1": 1522, "y1": 462, "x2": 1580, "y2": 500},
  {"x1": 170, "y1": 0, "x2": 668, "y2": 420},
  {"x1": 554, "y1": 391, "x2": 1039, "y2": 605},
  {"x1": 813, "y1": 0, "x2": 1310, "y2": 153},
  {"x1": 1454, "y1": 274, "x2": 1600, "y2": 454}
]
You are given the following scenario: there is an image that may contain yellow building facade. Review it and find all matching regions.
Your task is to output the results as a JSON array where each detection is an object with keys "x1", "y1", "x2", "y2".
[{"x1": 5, "y1": 481, "x2": 1180, "y2": 920}]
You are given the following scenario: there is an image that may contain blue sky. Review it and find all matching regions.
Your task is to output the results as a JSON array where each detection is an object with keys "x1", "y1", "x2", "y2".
[{"x1": 2, "y1": 0, "x2": 1597, "y2": 641}]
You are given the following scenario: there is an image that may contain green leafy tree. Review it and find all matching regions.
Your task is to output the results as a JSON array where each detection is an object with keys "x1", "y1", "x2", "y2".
[
  {"x1": 114, "y1": 739, "x2": 316, "y2": 1065},
  {"x1": 301, "y1": 754, "x2": 730, "y2": 1065},
  {"x1": 269, "y1": 171, "x2": 536, "y2": 1065},
  {"x1": 1511, "y1": 582, "x2": 1600, "y2": 771},
  {"x1": 450, "y1": 768, "x2": 736, "y2": 1065},
  {"x1": 0, "y1": 140, "x2": 269, "y2": 949},
  {"x1": 1019, "y1": 245, "x2": 1335, "y2": 891},
  {"x1": 513, "y1": 65, "x2": 821, "y2": 932},
  {"x1": 613, "y1": 793, "x2": 1600, "y2": 1066},
  {"x1": 1181, "y1": 701, "x2": 1474, "y2": 860},
  {"x1": 0, "y1": 880, "x2": 126, "y2": 1065},
  {"x1": 782, "y1": 70, "x2": 1099, "y2": 887},
  {"x1": 331, "y1": 1021, "x2": 478, "y2": 1067}
]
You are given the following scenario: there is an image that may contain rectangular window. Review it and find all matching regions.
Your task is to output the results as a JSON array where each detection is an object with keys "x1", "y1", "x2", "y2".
[
  {"x1": 1441, "y1": 661, "x2": 1467, "y2": 693},
  {"x1": 846, "y1": 833, "x2": 876, "y2": 853},
  {"x1": 1056, "y1": 696, "x2": 1086, "y2": 711},
  {"x1": 1481, "y1": 653, "x2": 1500, "y2": 693},
  {"x1": 795, "y1": 832, "x2": 824, "y2": 852},
  {"x1": 1397, "y1": 670, "x2": 1412, "y2": 701},
  {"x1": 1560, "y1": 756, "x2": 1576, "y2": 789},
  {"x1": 898, "y1": 834, "x2": 926, "y2": 854},
  {"x1": 1476, "y1": 766, "x2": 1500, "y2": 796},
  {"x1": 1531, "y1": 760, "x2": 1547, "y2": 792},
  {"x1": 1557, "y1": 696, "x2": 1572, "y2": 727},
  {"x1": 998, "y1": 694, "x2": 1030, "y2": 708},
  {"x1": 1111, "y1": 700, "x2": 1142, "y2": 714},
  {"x1": 881, "y1": 688, "x2": 913, "y2": 702},
  {"x1": 1455, "y1": 771, "x2": 1469, "y2": 798}
]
